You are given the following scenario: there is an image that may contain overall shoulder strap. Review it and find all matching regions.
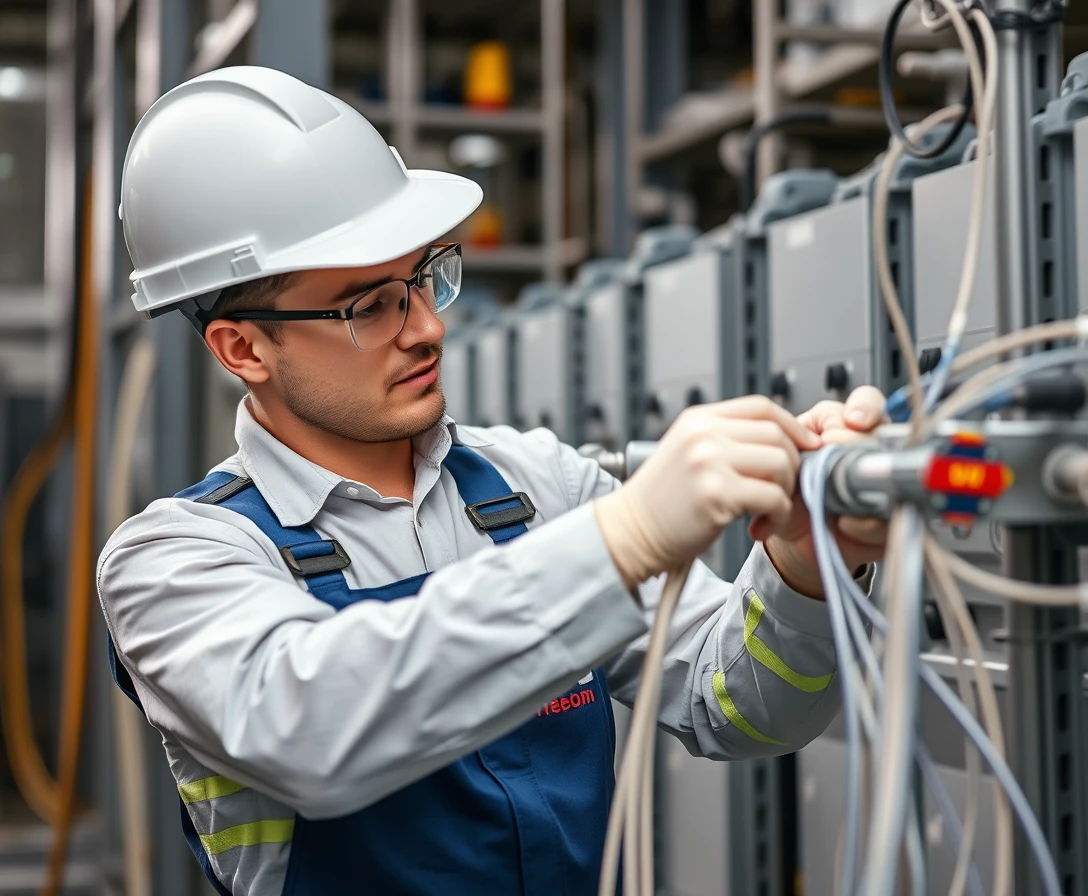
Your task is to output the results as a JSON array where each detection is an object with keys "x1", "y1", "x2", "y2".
[
  {"x1": 442, "y1": 445, "x2": 537, "y2": 545},
  {"x1": 180, "y1": 472, "x2": 354, "y2": 605},
  {"x1": 108, "y1": 470, "x2": 356, "y2": 718}
]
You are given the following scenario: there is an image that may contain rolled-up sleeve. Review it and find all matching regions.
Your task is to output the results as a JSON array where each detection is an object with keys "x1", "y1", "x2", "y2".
[{"x1": 98, "y1": 498, "x2": 647, "y2": 819}]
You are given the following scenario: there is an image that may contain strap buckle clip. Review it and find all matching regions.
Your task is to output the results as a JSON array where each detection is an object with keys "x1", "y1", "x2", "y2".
[
  {"x1": 280, "y1": 540, "x2": 351, "y2": 577},
  {"x1": 465, "y1": 492, "x2": 537, "y2": 532}
]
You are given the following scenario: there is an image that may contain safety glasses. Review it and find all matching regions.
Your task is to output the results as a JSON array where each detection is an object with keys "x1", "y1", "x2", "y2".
[{"x1": 225, "y1": 243, "x2": 462, "y2": 351}]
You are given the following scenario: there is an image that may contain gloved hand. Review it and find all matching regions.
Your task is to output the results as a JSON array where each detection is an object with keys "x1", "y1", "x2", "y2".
[
  {"x1": 753, "y1": 386, "x2": 888, "y2": 597},
  {"x1": 594, "y1": 396, "x2": 821, "y2": 587}
]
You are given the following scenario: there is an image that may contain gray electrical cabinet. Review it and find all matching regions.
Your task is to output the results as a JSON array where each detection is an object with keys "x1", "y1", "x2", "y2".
[
  {"x1": 642, "y1": 226, "x2": 736, "y2": 441},
  {"x1": 513, "y1": 263, "x2": 623, "y2": 444},
  {"x1": 768, "y1": 198, "x2": 873, "y2": 414},
  {"x1": 642, "y1": 227, "x2": 737, "y2": 580},
  {"x1": 509, "y1": 282, "x2": 567, "y2": 433},
  {"x1": 472, "y1": 312, "x2": 517, "y2": 429},
  {"x1": 733, "y1": 171, "x2": 843, "y2": 406},
  {"x1": 441, "y1": 329, "x2": 473, "y2": 425},
  {"x1": 768, "y1": 125, "x2": 975, "y2": 416},
  {"x1": 582, "y1": 226, "x2": 699, "y2": 449},
  {"x1": 912, "y1": 158, "x2": 998, "y2": 358}
]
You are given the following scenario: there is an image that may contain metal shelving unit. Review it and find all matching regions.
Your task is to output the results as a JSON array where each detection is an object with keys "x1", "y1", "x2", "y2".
[
  {"x1": 624, "y1": 0, "x2": 952, "y2": 219},
  {"x1": 751, "y1": 5, "x2": 951, "y2": 185},
  {"x1": 342, "y1": 0, "x2": 571, "y2": 283}
]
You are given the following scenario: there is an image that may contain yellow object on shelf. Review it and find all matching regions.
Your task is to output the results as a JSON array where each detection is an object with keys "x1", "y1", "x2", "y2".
[
  {"x1": 465, "y1": 204, "x2": 504, "y2": 247},
  {"x1": 465, "y1": 41, "x2": 512, "y2": 110}
]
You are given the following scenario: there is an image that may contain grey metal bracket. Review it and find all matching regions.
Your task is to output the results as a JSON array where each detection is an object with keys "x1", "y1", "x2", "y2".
[{"x1": 1031, "y1": 52, "x2": 1088, "y2": 326}]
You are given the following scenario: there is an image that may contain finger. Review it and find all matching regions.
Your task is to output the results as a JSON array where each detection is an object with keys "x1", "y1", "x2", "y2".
[
  {"x1": 733, "y1": 477, "x2": 793, "y2": 527},
  {"x1": 836, "y1": 515, "x2": 888, "y2": 546},
  {"x1": 843, "y1": 386, "x2": 887, "y2": 430},
  {"x1": 707, "y1": 395, "x2": 821, "y2": 450},
  {"x1": 796, "y1": 400, "x2": 847, "y2": 436},
  {"x1": 723, "y1": 442, "x2": 798, "y2": 496},
  {"x1": 819, "y1": 426, "x2": 876, "y2": 447},
  {"x1": 749, "y1": 516, "x2": 772, "y2": 543},
  {"x1": 706, "y1": 418, "x2": 802, "y2": 470}
]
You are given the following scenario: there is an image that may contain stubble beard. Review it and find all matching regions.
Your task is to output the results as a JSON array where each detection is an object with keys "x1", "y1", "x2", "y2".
[{"x1": 278, "y1": 356, "x2": 448, "y2": 444}]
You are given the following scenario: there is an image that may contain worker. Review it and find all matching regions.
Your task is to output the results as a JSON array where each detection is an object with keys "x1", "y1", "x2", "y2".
[{"x1": 98, "y1": 66, "x2": 887, "y2": 896}]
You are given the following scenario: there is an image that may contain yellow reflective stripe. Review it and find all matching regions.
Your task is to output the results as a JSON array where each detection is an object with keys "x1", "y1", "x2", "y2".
[
  {"x1": 711, "y1": 670, "x2": 784, "y2": 746},
  {"x1": 178, "y1": 775, "x2": 246, "y2": 805},
  {"x1": 199, "y1": 819, "x2": 296, "y2": 856},
  {"x1": 744, "y1": 594, "x2": 832, "y2": 694}
]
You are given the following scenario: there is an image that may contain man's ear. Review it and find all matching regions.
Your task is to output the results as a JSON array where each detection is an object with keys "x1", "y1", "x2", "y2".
[{"x1": 204, "y1": 319, "x2": 273, "y2": 385}]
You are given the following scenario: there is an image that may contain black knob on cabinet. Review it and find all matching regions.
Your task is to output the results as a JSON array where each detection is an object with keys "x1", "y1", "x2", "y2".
[
  {"x1": 825, "y1": 363, "x2": 850, "y2": 393},
  {"x1": 585, "y1": 404, "x2": 604, "y2": 422},
  {"x1": 539, "y1": 411, "x2": 553, "y2": 430},
  {"x1": 644, "y1": 394, "x2": 663, "y2": 416},
  {"x1": 770, "y1": 372, "x2": 791, "y2": 399},
  {"x1": 685, "y1": 387, "x2": 706, "y2": 407},
  {"x1": 919, "y1": 347, "x2": 943, "y2": 375}
]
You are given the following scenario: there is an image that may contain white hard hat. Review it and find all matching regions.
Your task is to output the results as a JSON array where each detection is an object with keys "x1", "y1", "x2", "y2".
[{"x1": 120, "y1": 66, "x2": 482, "y2": 321}]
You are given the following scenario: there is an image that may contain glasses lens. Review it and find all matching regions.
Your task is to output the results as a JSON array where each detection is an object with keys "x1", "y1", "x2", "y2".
[
  {"x1": 423, "y1": 248, "x2": 461, "y2": 312},
  {"x1": 348, "y1": 280, "x2": 409, "y2": 350}
]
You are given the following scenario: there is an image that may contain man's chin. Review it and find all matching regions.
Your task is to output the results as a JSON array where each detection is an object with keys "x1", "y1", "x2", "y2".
[{"x1": 401, "y1": 389, "x2": 447, "y2": 435}]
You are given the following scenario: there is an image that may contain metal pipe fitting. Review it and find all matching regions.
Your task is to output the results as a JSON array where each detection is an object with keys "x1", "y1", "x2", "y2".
[
  {"x1": 577, "y1": 441, "x2": 658, "y2": 482},
  {"x1": 1041, "y1": 444, "x2": 1088, "y2": 505}
]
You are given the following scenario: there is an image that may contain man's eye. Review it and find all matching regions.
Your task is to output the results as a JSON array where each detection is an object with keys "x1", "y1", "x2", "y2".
[{"x1": 355, "y1": 298, "x2": 386, "y2": 320}]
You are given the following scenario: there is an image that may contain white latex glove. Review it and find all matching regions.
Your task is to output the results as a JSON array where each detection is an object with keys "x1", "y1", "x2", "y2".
[{"x1": 594, "y1": 396, "x2": 821, "y2": 587}]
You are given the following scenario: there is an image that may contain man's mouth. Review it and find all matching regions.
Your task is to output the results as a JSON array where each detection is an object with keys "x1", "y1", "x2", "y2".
[{"x1": 394, "y1": 358, "x2": 439, "y2": 387}]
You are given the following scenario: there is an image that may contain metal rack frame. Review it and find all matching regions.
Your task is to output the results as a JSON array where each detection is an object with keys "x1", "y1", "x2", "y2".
[
  {"x1": 993, "y1": 3, "x2": 1088, "y2": 893},
  {"x1": 618, "y1": 0, "x2": 952, "y2": 245},
  {"x1": 340, "y1": 0, "x2": 570, "y2": 282}
]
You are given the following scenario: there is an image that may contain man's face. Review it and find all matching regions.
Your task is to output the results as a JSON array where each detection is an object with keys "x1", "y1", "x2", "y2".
[{"x1": 261, "y1": 248, "x2": 448, "y2": 443}]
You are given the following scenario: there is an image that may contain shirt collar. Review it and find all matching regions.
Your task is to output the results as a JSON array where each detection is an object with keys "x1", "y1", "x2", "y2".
[
  {"x1": 446, "y1": 418, "x2": 492, "y2": 449},
  {"x1": 232, "y1": 400, "x2": 492, "y2": 527}
]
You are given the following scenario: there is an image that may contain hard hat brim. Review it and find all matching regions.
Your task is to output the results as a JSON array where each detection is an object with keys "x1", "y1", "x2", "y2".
[{"x1": 267, "y1": 169, "x2": 483, "y2": 275}]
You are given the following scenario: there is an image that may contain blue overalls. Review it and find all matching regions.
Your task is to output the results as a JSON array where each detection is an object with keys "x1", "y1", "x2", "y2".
[{"x1": 109, "y1": 445, "x2": 619, "y2": 895}]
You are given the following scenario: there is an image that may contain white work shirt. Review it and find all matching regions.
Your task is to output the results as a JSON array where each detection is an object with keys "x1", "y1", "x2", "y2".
[{"x1": 98, "y1": 400, "x2": 848, "y2": 895}]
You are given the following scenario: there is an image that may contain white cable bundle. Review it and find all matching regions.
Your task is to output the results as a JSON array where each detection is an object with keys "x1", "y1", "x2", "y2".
[{"x1": 597, "y1": 563, "x2": 692, "y2": 896}]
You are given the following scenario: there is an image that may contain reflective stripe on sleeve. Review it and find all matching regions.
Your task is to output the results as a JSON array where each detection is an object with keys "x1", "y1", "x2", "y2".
[
  {"x1": 744, "y1": 593, "x2": 832, "y2": 694},
  {"x1": 199, "y1": 819, "x2": 297, "y2": 856},
  {"x1": 711, "y1": 670, "x2": 785, "y2": 746},
  {"x1": 179, "y1": 775, "x2": 247, "y2": 804}
]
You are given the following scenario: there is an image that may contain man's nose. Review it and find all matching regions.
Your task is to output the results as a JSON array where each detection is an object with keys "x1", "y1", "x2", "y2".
[{"x1": 397, "y1": 286, "x2": 445, "y2": 349}]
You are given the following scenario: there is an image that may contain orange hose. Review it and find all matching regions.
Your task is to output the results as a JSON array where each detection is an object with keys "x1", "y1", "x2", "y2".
[
  {"x1": 41, "y1": 173, "x2": 98, "y2": 896},
  {"x1": 0, "y1": 400, "x2": 72, "y2": 823}
]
